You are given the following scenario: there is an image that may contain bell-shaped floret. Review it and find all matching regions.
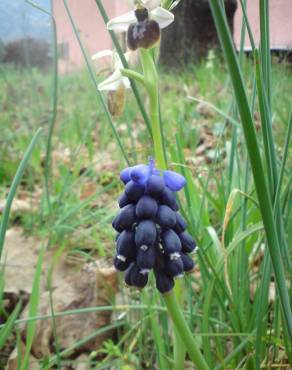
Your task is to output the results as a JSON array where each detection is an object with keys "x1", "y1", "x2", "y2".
[
  {"x1": 173, "y1": 212, "x2": 187, "y2": 233},
  {"x1": 130, "y1": 164, "x2": 150, "y2": 186},
  {"x1": 135, "y1": 220, "x2": 157, "y2": 246},
  {"x1": 163, "y1": 170, "x2": 186, "y2": 191},
  {"x1": 118, "y1": 193, "x2": 131, "y2": 208},
  {"x1": 179, "y1": 231, "x2": 197, "y2": 254},
  {"x1": 120, "y1": 167, "x2": 132, "y2": 184},
  {"x1": 112, "y1": 204, "x2": 136, "y2": 232},
  {"x1": 136, "y1": 195, "x2": 158, "y2": 219},
  {"x1": 156, "y1": 205, "x2": 176, "y2": 228},
  {"x1": 137, "y1": 245, "x2": 156, "y2": 269},
  {"x1": 164, "y1": 256, "x2": 184, "y2": 278},
  {"x1": 125, "y1": 180, "x2": 145, "y2": 202},
  {"x1": 161, "y1": 229, "x2": 182, "y2": 254},
  {"x1": 155, "y1": 270, "x2": 174, "y2": 293},
  {"x1": 126, "y1": 263, "x2": 148, "y2": 288},
  {"x1": 116, "y1": 230, "x2": 136, "y2": 260},
  {"x1": 181, "y1": 253, "x2": 195, "y2": 272},
  {"x1": 146, "y1": 175, "x2": 165, "y2": 198},
  {"x1": 132, "y1": 269, "x2": 149, "y2": 288},
  {"x1": 125, "y1": 263, "x2": 135, "y2": 286},
  {"x1": 114, "y1": 255, "x2": 131, "y2": 271},
  {"x1": 159, "y1": 187, "x2": 179, "y2": 211},
  {"x1": 161, "y1": 229, "x2": 181, "y2": 255}
]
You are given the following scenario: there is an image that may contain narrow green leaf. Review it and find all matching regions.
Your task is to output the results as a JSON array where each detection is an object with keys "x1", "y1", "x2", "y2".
[
  {"x1": 21, "y1": 245, "x2": 45, "y2": 370},
  {"x1": 0, "y1": 128, "x2": 43, "y2": 259},
  {"x1": 0, "y1": 301, "x2": 22, "y2": 349}
]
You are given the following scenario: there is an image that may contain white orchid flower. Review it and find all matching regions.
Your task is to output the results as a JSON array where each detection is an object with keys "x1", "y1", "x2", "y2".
[
  {"x1": 107, "y1": 0, "x2": 174, "y2": 32},
  {"x1": 91, "y1": 50, "x2": 131, "y2": 91}
]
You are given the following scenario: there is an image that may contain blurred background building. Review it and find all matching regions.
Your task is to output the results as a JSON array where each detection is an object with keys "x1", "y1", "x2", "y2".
[
  {"x1": 0, "y1": 0, "x2": 292, "y2": 72},
  {"x1": 233, "y1": 0, "x2": 292, "y2": 50},
  {"x1": 52, "y1": 0, "x2": 129, "y2": 73}
]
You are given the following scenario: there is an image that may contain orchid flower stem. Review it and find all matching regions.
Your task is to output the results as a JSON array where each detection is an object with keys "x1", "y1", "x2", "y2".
[
  {"x1": 163, "y1": 292, "x2": 210, "y2": 370},
  {"x1": 139, "y1": 48, "x2": 166, "y2": 170},
  {"x1": 121, "y1": 69, "x2": 145, "y2": 87}
]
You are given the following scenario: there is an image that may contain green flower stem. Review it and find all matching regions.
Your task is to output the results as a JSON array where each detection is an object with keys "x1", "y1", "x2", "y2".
[
  {"x1": 163, "y1": 292, "x2": 210, "y2": 370},
  {"x1": 139, "y1": 47, "x2": 206, "y2": 369},
  {"x1": 139, "y1": 48, "x2": 166, "y2": 170},
  {"x1": 173, "y1": 279, "x2": 187, "y2": 370},
  {"x1": 121, "y1": 69, "x2": 145, "y2": 87}
]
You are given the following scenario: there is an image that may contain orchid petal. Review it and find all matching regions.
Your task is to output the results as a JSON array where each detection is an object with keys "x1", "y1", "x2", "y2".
[
  {"x1": 142, "y1": 0, "x2": 161, "y2": 11},
  {"x1": 98, "y1": 69, "x2": 123, "y2": 91},
  {"x1": 107, "y1": 10, "x2": 136, "y2": 32},
  {"x1": 91, "y1": 49, "x2": 114, "y2": 61},
  {"x1": 130, "y1": 164, "x2": 150, "y2": 185},
  {"x1": 163, "y1": 170, "x2": 186, "y2": 191},
  {"x1": 150, "y1": 7, "x2": 174, "y2": 29},
  {"x1": 120, "y1": 167, "x2": 133, "y2": 184},
  {"x1": 122, "y1": 76, "x2": 131, "y2": 89},
  {"x1": 113, "y1": 52, "x2": 124, "y2": 70}
]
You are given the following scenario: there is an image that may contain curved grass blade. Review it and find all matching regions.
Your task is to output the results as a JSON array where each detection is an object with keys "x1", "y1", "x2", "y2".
[
  {"x1": 0, "y1": 301, "x2": 22, "y2": 350},
  {"x1": 0, "y1": 127, "x2": 43, "y2": 259},
  {"x1": 20, "y1": 245, "x2": 46, "y2": 370}
]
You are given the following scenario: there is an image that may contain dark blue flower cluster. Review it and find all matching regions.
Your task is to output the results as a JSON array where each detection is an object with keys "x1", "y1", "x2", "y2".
[{"x1": 112, "y1": 160, "x2": 197, "y2": 294}]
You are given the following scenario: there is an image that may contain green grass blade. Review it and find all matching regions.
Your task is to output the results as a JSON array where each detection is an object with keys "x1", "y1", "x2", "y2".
[
  {"x1": 259, "y1": 0, "x2": 271, "y2": 107},
  {"x1": 274, "y1": 109, "x2": 292, "y2": 213},
  {"x1": 254, "y1": 49, "x2": 277, "y2": 195},
  {"x1": 208, "y1": 0, "x2": 292, "y2": 339},
  {"x1": 0, "y1": 127, "x2": 43, "y2": 259},
  {"x1": 24, "y1": 0, "x2": 59, "y2": 212},
  {"x1": 20, "y1": 245, "x2": 46, "y2": 370},
  {"x1": 0, "y1": 301, "x2": 22, "y2": 349}
]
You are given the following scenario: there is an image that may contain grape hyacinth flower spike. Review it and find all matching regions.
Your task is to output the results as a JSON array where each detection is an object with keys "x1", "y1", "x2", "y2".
[
  {"x1": 113, "y1": 160, "x2": 197, "y2": 294},
  {"x1": 107, "y1": 0, "x2": 174, "y2": 51}
]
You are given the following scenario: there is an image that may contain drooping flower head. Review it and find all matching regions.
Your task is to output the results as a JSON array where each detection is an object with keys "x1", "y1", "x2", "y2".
[
  {"x1": 92, "y1": 50, "x2": 131, "y2": 117},
  {"x1": 107, "y1": 1, "x2": 174, "y2": 51},
  {"x1": 92, "y1": 50, "x2": 130, "y2": 91}
]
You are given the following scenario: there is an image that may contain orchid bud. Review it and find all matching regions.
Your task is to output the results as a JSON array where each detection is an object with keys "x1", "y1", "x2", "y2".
[{"x1": 107, "y1": 84, "x2": 126, "y2": 118}]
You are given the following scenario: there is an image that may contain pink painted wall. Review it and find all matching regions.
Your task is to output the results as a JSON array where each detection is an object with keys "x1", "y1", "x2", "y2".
[
  {"x1": 54, "y1": 0, "x2": 292, "y2": 73},
  {"x1": 53, "y1": 0, "x2": 129, "y2": 73},
  {"x1": 233, "y1": 0, "x2": 292, "y2": 50}
]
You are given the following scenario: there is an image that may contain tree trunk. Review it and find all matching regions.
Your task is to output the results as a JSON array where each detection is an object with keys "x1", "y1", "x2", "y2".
[{"x1": 159, "y1": 0, "x2": 237, "y2": 67}]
